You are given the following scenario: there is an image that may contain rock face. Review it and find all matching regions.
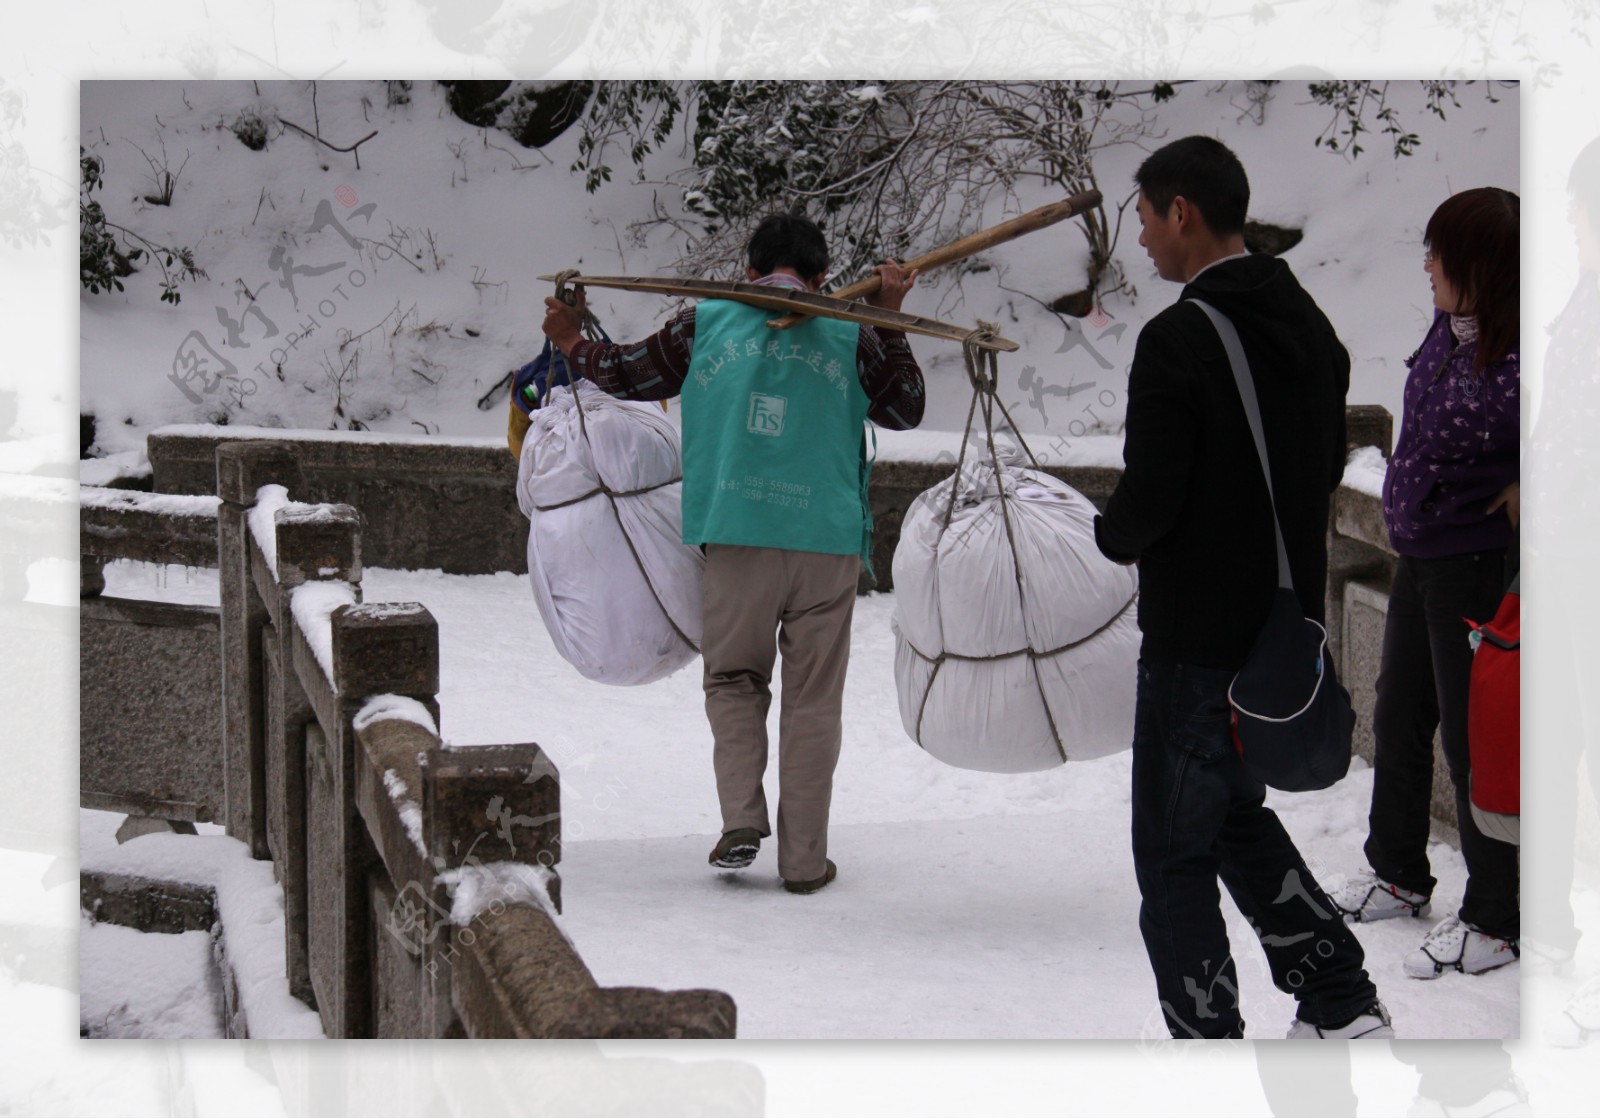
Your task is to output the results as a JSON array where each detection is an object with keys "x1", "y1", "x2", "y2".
[
  {"x1": 444, "y1": 80, "x2": 513, "y2": 127},
  {"x1": 1244, "y1": 219, "x2": 1304, "y2": 256},
  {"x1": 443, "y1": 80, "x2": 595, "y2": 149},
  {"x1": 1049, "y1": 290, "x2": 1095, "y2": 318}
]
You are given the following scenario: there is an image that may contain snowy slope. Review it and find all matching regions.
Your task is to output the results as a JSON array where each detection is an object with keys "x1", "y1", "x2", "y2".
[{"x1": 79, "y1": 79, "x2": 1519, "y2": 463}]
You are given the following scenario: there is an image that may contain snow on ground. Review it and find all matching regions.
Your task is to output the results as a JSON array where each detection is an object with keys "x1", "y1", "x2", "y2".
[
  {"x1": 94, "y1": 561, "x2": 1519, "y2": 1039},
  {"x1": 78, "y1": 919, "x2": 223, "y2": 1039},
  {"x1": 77, "y1": 804, "x2": 324, "y2": 1041}
]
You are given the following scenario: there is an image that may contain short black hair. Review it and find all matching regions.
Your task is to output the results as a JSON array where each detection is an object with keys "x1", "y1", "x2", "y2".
[
  {"x1": 1134, "y1": 136, "x2": 1250, "y2": 237},
  {"x1": 747, "y1": 213, "x2": 829, "y2": 279}
]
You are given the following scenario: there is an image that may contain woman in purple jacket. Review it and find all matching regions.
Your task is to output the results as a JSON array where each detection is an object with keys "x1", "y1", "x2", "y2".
[{"x1": 1333, "y1": 187, "x2": 1521, "y2": 981}]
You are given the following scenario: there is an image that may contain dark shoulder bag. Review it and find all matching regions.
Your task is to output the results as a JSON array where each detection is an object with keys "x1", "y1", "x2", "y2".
[{"x1": 1190, "y1": 299, "x2": 1354, "y2": 792}]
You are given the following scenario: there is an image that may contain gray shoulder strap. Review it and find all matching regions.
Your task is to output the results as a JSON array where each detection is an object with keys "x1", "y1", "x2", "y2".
[{"x1": 1188, "y1": 298, "x2": 1294, "y2": 591}]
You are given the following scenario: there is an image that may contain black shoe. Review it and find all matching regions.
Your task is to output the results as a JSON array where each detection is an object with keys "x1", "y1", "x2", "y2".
[
  {"x1": 709, "y1": 828, "x2": 761, "y2": 869},
  {"x1": 783, "y1": 859, "x2": 837, "y2": 895}
]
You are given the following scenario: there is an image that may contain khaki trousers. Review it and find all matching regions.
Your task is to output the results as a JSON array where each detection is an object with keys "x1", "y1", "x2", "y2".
[{"x1": 702, "y1": 544, "x2": 858, "y2": 881}]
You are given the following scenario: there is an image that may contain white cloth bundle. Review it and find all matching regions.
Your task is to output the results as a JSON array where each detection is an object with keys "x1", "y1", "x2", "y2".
[
  {"x1": 516, "y1": 381, "x2": 703, "y2": 685},
  {"x1": 891, "y1": 453, "x2": 1140, "y2": 772}
]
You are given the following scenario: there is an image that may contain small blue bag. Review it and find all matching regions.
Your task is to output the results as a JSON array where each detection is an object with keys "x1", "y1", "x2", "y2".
[{"x1": 512, "y1": 325, "x2": 613, "y2": 415}]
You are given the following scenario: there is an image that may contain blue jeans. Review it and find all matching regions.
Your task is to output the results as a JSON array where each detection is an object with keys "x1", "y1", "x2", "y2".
[{"x1": 1131, "y1": 658, "x2": 1379, "y2": 1038}]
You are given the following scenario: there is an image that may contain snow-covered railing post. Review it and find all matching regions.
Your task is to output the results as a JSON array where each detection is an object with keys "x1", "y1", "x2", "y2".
[
  {"x1": 79, "y1": 485, "x2": 225, "y2": 827},
  {"x1": 1325, "y1": 405, "x2": 1401, "y2": 780},
  {"x1": 266, "y1": 492, "x2": 363, "y2": 1010},
  {"x1": 1326, "y1": 405, "x2": 1397, "y2": 677},
  {"x1": 216, "y1": 441, "x2": 303, "y2": 860},
  {"x1": 302, "y1": 601, "x2": 439, "y2": 1038},
  {"x1": 418, "y1": 742, "x2": 563, "y2": 1036}
]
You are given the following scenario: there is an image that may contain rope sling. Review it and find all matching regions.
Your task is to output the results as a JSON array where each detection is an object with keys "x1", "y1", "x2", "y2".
[
  {"x1": 908, "y1": 322, "x2": 1138, "y2": 762},
  {"x1": 529, "y1": 270, "x2": 700, "y2": 654}
]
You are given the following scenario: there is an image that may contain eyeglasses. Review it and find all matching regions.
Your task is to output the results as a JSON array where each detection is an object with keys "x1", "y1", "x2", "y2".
[{"x1": 1422, "y1": 250, "x2": 1437, "y2": 266}]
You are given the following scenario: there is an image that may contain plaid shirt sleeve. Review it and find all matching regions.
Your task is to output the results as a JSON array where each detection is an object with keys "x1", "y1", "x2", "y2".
[
  {"x1": 568, "y1": 307, "x2": 697, "y2": 401},
  {"x1": 858, "y1": 328, "x2": 925, "y2": 431}
]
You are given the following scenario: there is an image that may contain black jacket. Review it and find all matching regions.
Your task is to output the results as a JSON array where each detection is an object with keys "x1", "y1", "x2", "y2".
[{"x1": 1094, "y1": 254, "x2": 1349, "y2": 669}]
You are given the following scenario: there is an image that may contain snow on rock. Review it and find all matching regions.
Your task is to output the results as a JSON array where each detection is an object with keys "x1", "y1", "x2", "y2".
[
  {"x1": 77, "y1": 450, "x2": 152, "y2": 487},
  {"x1": 1343, "y1": 445, "x2": 1388, "y2": 499},
  {"x1": 382, "y1": 769, "x2": 426, "y2": 856},
  {"x1": 154, "y1": 423, "x2": 506, "y2": 449},
  {"x1": 348, "y1": 602, "x2": 430, "y2": 622},
  {"x1": 102, "y1": 560, "x2": 221, "y2": 607},
  {"x1": 78, "y1": 810, "x2": 324, "y2": 1039},
  {"x1": 355, "y1": 693, "x2": 439, "y2": 735},
  {"x1": 248, "y1": 484, "x2": 352, "y2": 577},
  {"x1": 247, "y1": 484, "x2": 291, "y2": 574},
  {"x1": 288, "y1": 580, "x2": 360, "y2": 682},
  {"x1": 438, "y1": 860, "x2": 560, "y2": 927},
  {"x1": 79, "y1": 486, "x2": 220, "y2": 517},
  {"x1": 358, "y1": 696, "x2": 437, "y2": 857}
]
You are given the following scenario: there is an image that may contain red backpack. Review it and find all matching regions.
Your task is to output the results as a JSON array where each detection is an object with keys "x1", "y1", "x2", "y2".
[{"x1": 1466, "y1": 569, "x2": 1519, "y2": 833}]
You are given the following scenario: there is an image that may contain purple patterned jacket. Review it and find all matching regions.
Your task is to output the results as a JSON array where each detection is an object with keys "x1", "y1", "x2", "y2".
[{"x1": 1382, "y1": 309, "x2": 1519, "y2": 558}]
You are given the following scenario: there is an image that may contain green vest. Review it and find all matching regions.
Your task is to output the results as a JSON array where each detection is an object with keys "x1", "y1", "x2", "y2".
[{"x1": 681, "y1": 299, "x2": 873, "y2": 560}]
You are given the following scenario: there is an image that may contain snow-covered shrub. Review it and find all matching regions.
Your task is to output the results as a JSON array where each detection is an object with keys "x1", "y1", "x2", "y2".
[
  {"x1": 572, "y1": 81, "x2": 1177, "y2": 299},
  {"x1": 80, "y1": 146, "x2": 202, "y2": 304},
  {"x1": 79, "y1": 149, "x2": 132, "y2": 295},
  {"x1": 230, "y1": 109, "x2": 267, "y2": 151}
]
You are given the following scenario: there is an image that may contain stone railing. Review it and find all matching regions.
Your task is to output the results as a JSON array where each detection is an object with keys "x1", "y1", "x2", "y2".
[
  {"x1": 81, "y1": 486, "x2": 225, "y2": 825},
  {"x1": 78, "y1": 441, "x2": 736, "y2": 1039},
  {"x1": 148, "y1": 425, "x2": 523, "y2": 576}
]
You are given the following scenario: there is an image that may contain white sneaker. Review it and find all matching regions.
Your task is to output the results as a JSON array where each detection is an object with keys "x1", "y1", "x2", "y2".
[
  {"x1": 1547, "y1": 975, "x2": 1600, "y2": 1048},
  {"x1": 1407, "y1": 1075, "x2": 1529, "y2": 1116},
  {"x1": 1286, "y1": 1000, "x2": 1396, "y2": 1039},
  {"x1": 1331, "y1": 871, "x2": 1432, "y2": 922},
  {"x1": 1404, "y1": 916, "x2": 1520, "y2": 979},
  {"x1": 1519, "y1": 936, "x2": 1576, "y2": 977}
]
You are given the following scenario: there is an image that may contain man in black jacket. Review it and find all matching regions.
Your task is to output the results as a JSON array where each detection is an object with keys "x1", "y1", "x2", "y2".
[{"x1": 1096, "y1": 136, "x2": 1392, "y2": 1039}]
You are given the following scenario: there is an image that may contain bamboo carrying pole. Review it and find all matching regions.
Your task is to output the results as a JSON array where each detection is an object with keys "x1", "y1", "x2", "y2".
[
  {"x1": 766, "y1": 188, "x2": 1103, "y2": 329},
  {"x1": 534, "y1": 274, "x2": 1022, "y2": 351}
]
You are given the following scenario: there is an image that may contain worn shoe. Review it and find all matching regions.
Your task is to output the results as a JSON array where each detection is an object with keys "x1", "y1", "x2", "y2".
[
  {"x1": 1520, "y1": 936, "x2": 1577, "y2": 977},
  {"x1": 708, "y1": 828, "x2": 761, "y2": 869},
  {"x1": 782, "y1": 858, "x2": 837, "y2": 895},
  {"x1": 1547, "y1": 975, "x2": 1600, "y2": 1048},
  {"x1": 1404, "y1": 916, "x2": 1520, "y2": 979},
  {"x1": 1286, "y1": 1000, "x2": 1396, "y2": 1039},
  {"x1": 1407, "y1": 1075, "x2": 1529, "y2": 1115},
  {"x1": 1331, "y1": 871, "x2": 1432, "y2": 922}
]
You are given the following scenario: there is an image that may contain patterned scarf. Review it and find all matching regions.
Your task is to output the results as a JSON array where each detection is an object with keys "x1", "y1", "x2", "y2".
[{"x1": 1450, "y1": 313, "x2": 1480, "y2": 346}]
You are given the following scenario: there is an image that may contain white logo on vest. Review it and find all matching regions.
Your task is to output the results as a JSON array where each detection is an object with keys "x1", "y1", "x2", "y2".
[{"x1": 747, "y1": 392, "x2": 787, "y2": 436}]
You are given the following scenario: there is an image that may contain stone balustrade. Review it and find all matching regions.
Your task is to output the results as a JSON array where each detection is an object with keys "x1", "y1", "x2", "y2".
[{"x1": 78, "y1": 440, "x2": 736, "y2": 1038}]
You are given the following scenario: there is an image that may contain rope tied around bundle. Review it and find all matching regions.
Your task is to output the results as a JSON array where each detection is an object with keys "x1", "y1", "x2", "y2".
[
  {"x1": 533, "y1": 269, "x2": 699, "y2": 654},
  {"x1": 941, "y1": 320, "x2": 1043, "y2": 532},
  {"x1": 922, "y1": 319, "x2": 1125, "y2": 764}
]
